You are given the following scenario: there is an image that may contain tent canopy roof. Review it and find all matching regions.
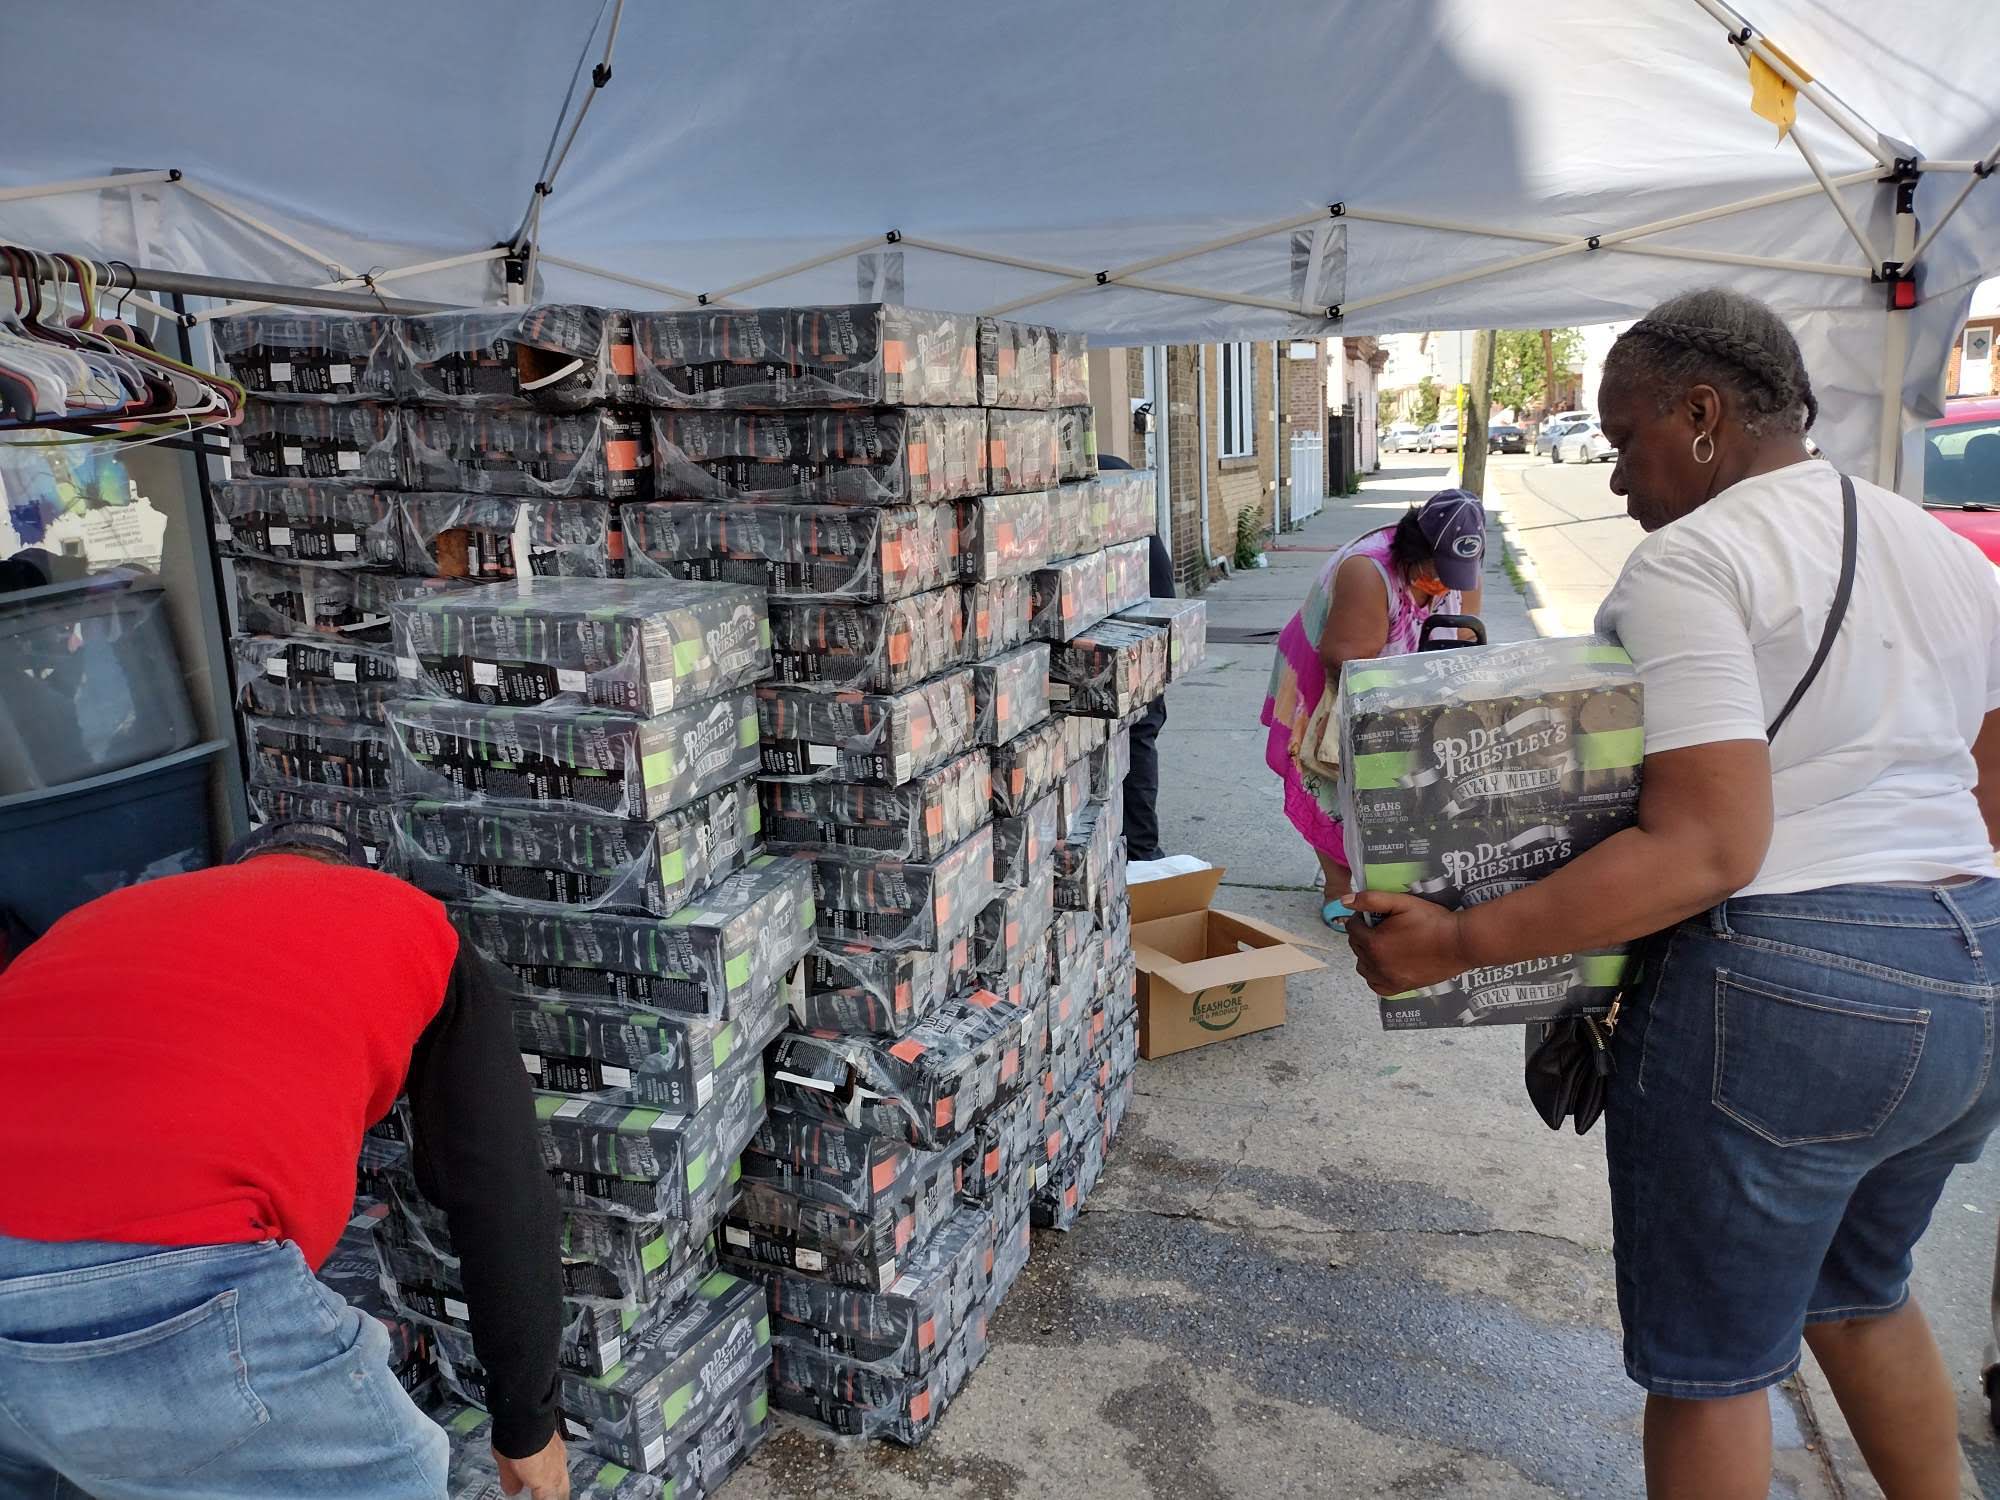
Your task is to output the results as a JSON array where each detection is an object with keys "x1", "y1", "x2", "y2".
[{"x1": 3, "y1": 0, "x2": 1997, "y2": 482}]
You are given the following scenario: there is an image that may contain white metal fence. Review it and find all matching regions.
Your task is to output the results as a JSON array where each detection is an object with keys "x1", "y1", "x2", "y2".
[{"x1": 1289, "y1": 433, "x2": 1325, "y2": 526}]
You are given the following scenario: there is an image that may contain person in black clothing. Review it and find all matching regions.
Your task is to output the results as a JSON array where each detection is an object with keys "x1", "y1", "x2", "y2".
[{"x1": 1099, "y1": 453, "x2": 1175, "y2": 862}]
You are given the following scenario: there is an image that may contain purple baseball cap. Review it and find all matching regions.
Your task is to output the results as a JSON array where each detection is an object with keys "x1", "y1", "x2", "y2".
[{"x1": 1415, "y1": 489, "x2": 1486, "y2": 592}]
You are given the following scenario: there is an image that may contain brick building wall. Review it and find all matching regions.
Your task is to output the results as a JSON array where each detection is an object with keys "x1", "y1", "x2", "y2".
[{"x1": 1090, "y1": 340, "x2": 1324, "y2": 592}]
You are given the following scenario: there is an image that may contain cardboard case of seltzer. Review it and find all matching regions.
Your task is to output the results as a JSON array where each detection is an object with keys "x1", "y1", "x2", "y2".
[
  {"x1": 1128, "y1": 865, "x2": 1323, "y2": 1058},
  {"x1": 1337, "y1": 635, "x2": 1643, "y2": 1030}
]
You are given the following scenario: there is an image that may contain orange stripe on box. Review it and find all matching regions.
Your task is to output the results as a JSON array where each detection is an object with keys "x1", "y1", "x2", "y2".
[
  {"x1": 890, "y1": 1038, "x2": 927, "y2": 1063},
  {"x1": 936, "y1": 1095, "x2": 955, "y2": 1128},
  {"x1": 910, "y1": 1389, "x2": 932, "y2": 1422},
  {"x1": 884, "y1": 340, "x2": 906, "y2": 375},
  {"x1": 606, "y1": 439, "x2": 641, "y2": 472},
  {"x1": 925, "y1": 806, "x2": 942, "y2": 837},
  {"x1": 908, "y1": 441, "x2": 929, "y2": 478},
  {"x1": 918, "y1": 1318, "x2": 935, "y2": 1351},
  {"x1": 889, "y1": 633, "x2": 911, "y2": 666},
  {"x1": 610, "y1": 343, "x2": 636, "y2": 377},
  {"x1": 872, "y1": 1158, "x2": 898, "y2": 1194}
]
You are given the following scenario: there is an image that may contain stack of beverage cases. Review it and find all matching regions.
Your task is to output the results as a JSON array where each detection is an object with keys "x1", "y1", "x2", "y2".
[
  {"x1": 210, "y1": 300, "x2": 1206, "y2": 1492},
  {"x1": 1337, "y1": 636, "x2": 1644, "y2": 1029}
]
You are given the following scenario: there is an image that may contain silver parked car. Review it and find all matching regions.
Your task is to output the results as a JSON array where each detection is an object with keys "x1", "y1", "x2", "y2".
[
  {"x1": 1534, "y1": 412, "x2": 1591, "y2": 460},
  {"x1": 1554, "y1": 419, "x2": 1618, "y2": 464}
]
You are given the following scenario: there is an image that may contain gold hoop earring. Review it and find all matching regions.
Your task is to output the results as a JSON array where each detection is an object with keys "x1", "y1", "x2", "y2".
[{"x1": 1692, "y1": 431, "x2": 1716, "y2": 465}]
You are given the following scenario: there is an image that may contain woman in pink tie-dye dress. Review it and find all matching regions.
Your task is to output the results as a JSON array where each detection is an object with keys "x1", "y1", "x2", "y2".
[{"x1": 1260, "y1": 490, "x2": 1486, "y2": 927}]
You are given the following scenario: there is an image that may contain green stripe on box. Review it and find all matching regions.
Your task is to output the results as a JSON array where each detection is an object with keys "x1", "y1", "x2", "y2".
[
  {"x1": 725, "y1": 952, "x2": 751, "y2": 991},
  {"x1": 641, "y1": 1233, "x2": 669, "y2": 1274},
  {"x1": 1362, "y1": 861, "x2": 1429, "y2": 893},
  {"x1": 800, "y1": 897, "x2": 815, "y2": 928},
  {"x1": 619, "y1": 1107, "x2": 662, "y2": 1133},
  {"x1": 595, "y1": 1462, "x2": 632, "y2": 1488},
  {"x1": 447, "y1": 1408, "x2": 484, "y2": 1436},
  {"x1": 1587, "y1": 645, "x2": 1632, "y2": 665},
  {"x1": 700, "y1": 1270, "x2": 735, "y2": 1299},
  {"x1": 1584, "y1": 952, "x2": 1631, "y2": 986},
  {"x1": 713, "y1": 1021, "x2": 736, "y2": 1068},
  {"x1": 1345, "y1": 668, "x2": 1395, "y2": 694},
  {"x1": 687, "y1": 1150, "x2": 710, "y2": 1195},
  {"x1": 1578, "y1": 728, "x2": 1644, "y2": 771},
  {"x1": 1351, "y1": 749, "x2": 1417, "y2": 791},
  {"x1": 758, "y1": 617, "x2": 771, "y2": 649},
  {"x1": 534, "y1": 1096, "x2": 562, "y2": 1120},
  {"x1": 642, "y1": 748, "x2": 673, "y2": 787},
  {"x1": 755, "y1": 1314, "x2": 771, "y2": 1346},
  {"x1": 745, "y1": 799, "x2": 762, "y2": 836},
  {"x1": 738, "y1": 713, "x2": 758, "y2": 749},
  {"x1": 751, "y1": 1391, "x2": 769, "y2": 1425},
  {"x1": 673, "y1": 638, "x2": 703, "y2": 677},
  {"x1": 663, "y1": 1378, "x2": 696, "y2": 1430},
  {"x1": 660, "y1": 847, "x2": 686, "y2": 888}
]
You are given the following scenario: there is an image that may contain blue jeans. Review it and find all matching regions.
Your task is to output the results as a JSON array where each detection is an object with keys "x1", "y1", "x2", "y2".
[
  {"x1": 1607, "y1": 879, "x2": 2000, "y2": 1398},
  {"x1": 0, "y1": 1237, "x2": 446, "y2": 1499}
]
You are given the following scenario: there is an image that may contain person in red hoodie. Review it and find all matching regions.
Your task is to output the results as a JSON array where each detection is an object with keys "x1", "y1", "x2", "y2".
[{"x1": 0, "y1": 821, "x2": 569, "y2": 1500}]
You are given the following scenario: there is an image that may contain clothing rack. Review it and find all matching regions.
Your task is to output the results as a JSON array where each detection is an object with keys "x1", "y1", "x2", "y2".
[{"x1": 1, "y1": 244, "x2": 457, "y2": 319}]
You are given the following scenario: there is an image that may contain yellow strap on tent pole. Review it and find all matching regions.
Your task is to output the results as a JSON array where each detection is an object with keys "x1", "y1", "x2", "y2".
[{"x1": 1747, "y1": 40, "x2": 1812, "y2": 143}]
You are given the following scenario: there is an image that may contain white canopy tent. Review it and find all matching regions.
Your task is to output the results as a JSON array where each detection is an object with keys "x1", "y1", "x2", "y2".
[{"x1": 3, "y1": 0, "x2": 1998, "y2": 491}]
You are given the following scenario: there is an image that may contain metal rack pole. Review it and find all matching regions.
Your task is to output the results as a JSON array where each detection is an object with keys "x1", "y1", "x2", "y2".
[{"x1": 4, "y1": 246, "x2": 458, "y2": 316}]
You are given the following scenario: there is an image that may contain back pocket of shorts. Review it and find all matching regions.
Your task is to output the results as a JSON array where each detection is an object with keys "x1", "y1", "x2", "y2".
[{"x1": 1713, "y1": 970, "x2": 1929, "y2": 1147}]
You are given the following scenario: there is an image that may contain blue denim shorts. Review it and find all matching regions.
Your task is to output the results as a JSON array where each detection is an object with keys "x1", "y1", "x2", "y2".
[{"x1": 1606, "y1": 879, "x2": 2000, "y2": 1399}]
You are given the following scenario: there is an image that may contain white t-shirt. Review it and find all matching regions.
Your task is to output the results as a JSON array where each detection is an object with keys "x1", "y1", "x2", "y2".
[{"x1": 1596, "y1": 458, "x2": 2000, "y2": 896}]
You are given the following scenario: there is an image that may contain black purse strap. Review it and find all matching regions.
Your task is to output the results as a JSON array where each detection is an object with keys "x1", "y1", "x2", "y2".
[{"x1": 1767, "y1": 473, "x2": 1858, "y2": 741}]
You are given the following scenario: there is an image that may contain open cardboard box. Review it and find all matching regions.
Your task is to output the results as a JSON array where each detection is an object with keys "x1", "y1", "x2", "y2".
[{"x1": 1129, "y1": 864, "x2": 1324, "y2": 1058}]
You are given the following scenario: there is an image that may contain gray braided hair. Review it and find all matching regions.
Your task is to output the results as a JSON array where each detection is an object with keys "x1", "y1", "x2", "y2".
[{"x1": 1603, "y1": 288, "x2": 1818, "y2": 435}]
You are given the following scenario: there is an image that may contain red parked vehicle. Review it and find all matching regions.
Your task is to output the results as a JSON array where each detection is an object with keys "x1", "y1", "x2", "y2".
[{"x1": 1924, "y1": 396, "x2": 2000, "y2": 565}]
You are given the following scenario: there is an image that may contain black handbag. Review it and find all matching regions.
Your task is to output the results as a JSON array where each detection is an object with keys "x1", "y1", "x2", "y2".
[{"x1": 1524, "y1": 473, "x2": 1859, "y2": 1134}]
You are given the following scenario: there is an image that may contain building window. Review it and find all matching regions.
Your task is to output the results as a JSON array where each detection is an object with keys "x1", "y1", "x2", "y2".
[{"x1": 1218, "y1": 342, "x2": 1254, "y2": 458}]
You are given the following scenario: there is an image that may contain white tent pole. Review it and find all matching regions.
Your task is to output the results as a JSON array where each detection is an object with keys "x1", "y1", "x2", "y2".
[
  {"x1": 1788, "y1": 129, "x2": 1877, "y2": 266},
  {"x1": 190, "y1": 248, "x2": 504, "y2": 323},
  {"x1": 1907, "y1": 138, "x2": 2000, "y2": 270},
  {"x1": 0, "y1": 170, "x2": 178, "y2": 204},
  {"x1": 536, "y1": 253, "x2": 708, "y2": 304},
  {"x1": 1341, "y1": 170, "x2": 1883, "y2": 319},
  {"x1": 1873, "y1": 171, "x2": 1924, "y2": 493},
  {"x1": 1876, "y1": 308, "x2": 1909, "y2": 491},
  {"x1": 702, "y1": 238, "x2": 887, "y2": 303},
  {"x1": 175, "y1": 178, "x2": 354, "y2": 280},
  {"x1": 1343, "y1": 206, "x2": 1865, "y2": 276},
  {"x1": 1690, "y1": 0, "x2": 1895, "y2": 167},
  {"x1": 980, "y1": 276, "x2": 1316, "y2": 321},
  {"x1": 965, "y1": 208, "x2": 1332, "y2": 319},
  {"x1": 509, "y1": 0, "x2": 626, "y2": 253},
  {"x1": 894, "y1": 236, "x2": 1085, "y2": 281}
]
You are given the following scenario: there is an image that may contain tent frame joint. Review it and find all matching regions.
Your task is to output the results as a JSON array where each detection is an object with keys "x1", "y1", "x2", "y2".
[
  {"x1": 885, "y1": 229, "x2": 901, "y2": 244},
  {"x1": 167, "y1": 169, "x2": 183, "y2": 182},
  {"x1": 591, "y1": 63, "x2": 612, "y2": 89},
  {"x1": 1329, "y1": 202, "x2": 1345, "y2": 218}
]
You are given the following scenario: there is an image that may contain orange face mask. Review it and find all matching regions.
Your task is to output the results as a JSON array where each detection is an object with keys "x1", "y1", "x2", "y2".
[{"x1": 1410, "y1": 574, "x2": 1449, "y2": 600}]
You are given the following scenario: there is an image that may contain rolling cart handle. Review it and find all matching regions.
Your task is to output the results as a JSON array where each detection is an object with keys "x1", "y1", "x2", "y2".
[{"x1": 1419, "y1": 613, "x2": 1487, "y2": 651}]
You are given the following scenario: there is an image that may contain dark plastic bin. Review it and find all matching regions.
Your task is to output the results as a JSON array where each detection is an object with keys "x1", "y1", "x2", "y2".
[
  {"x1": 0, "y1": 739, "x2": 226, "y2": 935},
  {"x1": 0, "y1": 571, "x2": 201, "y2": 795}
]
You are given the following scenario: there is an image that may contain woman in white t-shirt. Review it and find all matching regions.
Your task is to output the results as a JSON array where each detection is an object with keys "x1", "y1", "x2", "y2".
[{"x1": 1350, "y1": 288, "x2": 2000, "y2": 1500}]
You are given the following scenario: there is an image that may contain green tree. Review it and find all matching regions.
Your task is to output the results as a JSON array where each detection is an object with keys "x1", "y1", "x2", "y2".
[
  {"x1": 1412, "y1": 376, "x2": 1441, "y2": 424},
  {"x1": 1376, "y1": 387, "x2": 1400, "y2": 431},
  {"x1": 1490, "y1": 329, "x2": 1582, "y2": 416}
]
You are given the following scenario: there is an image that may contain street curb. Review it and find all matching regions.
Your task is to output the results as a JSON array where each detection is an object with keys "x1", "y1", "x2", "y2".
[{"x1": 1486, "y1": 504, "x2": 1559, "y2": 639}]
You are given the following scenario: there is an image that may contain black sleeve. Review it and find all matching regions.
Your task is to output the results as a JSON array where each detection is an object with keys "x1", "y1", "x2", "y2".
[{"x1": 406, "y1": 947, "x2": 564, "y2": 1460}]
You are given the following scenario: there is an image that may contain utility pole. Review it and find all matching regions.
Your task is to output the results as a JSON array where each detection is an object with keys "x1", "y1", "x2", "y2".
[
  {"x1": 1540, "y1": 329, "x2": 1556, "y2": 421},
  {"x1": 1460, "y1": 329, "x2": 1496, "y2": 496}
]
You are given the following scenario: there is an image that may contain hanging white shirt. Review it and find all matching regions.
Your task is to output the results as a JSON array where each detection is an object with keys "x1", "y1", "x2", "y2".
[{"x1": 1596, "y1": 458, "x2": 2000, "y2": 897}]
